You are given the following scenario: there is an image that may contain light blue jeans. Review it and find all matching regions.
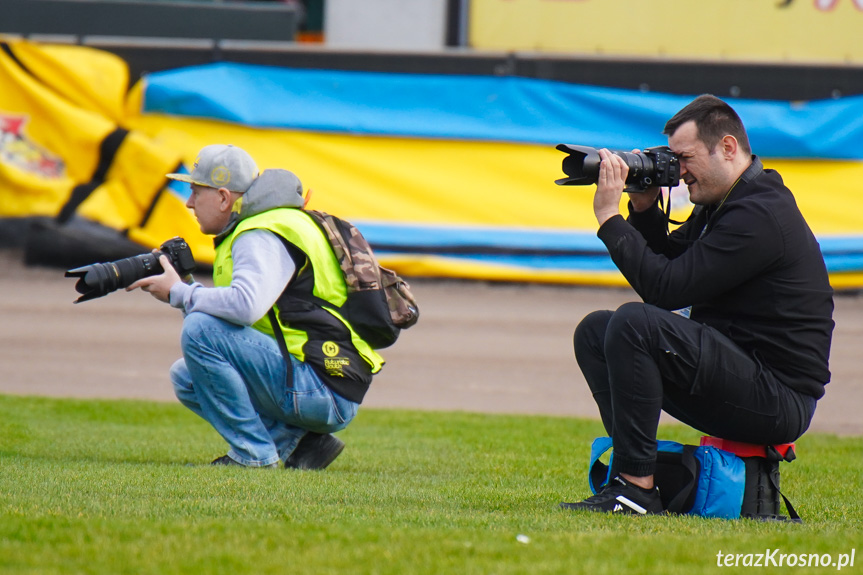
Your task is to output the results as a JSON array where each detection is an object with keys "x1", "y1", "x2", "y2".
[{"x1": 170, "y1": 312, "x2": 359, "y2": 467}]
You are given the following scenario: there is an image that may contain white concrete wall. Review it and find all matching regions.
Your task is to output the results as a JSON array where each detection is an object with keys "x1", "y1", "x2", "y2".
[{"x1": 325, "y1": 0, "x2": 448, "y2": 50}]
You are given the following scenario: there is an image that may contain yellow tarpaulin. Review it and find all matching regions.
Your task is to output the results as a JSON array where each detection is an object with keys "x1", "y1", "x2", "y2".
[
  {"x1": 3, "y1": 39, "x2": 862, "y2": 290},
  {"x1": 0, "y1": 39, "x2": 212, "y2": 263}
]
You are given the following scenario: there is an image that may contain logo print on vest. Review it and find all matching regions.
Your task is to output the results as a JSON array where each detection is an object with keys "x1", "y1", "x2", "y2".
[
  {"x1": 322, "y1": 341, "x2": 349, "y2": 377},
  {"x1": 322, "y1": 342, "x2": 340, "y2": 357}
]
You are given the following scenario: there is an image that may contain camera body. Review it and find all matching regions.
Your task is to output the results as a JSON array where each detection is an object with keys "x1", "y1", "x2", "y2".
[
  {"x1": 158, "y1": 237, "x2": 196, "y2": 277},
  {"x1": 555, "y1": 144, "x2": 681, "y2": 192},
  {"x1": 65, "y1": 237, "x2": 196, "y2": 303}
]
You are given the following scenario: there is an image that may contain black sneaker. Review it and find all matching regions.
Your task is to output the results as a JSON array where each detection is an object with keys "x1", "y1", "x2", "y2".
[
  {"x1": 560, "y1": 476, "x2": 664, "y2": 515},
  {"x1": 210, "y1": 455, "x2": 278, "y2": 468},
  {"x1": 284, "y1": 432, "x2": 345, "y2": 470}
]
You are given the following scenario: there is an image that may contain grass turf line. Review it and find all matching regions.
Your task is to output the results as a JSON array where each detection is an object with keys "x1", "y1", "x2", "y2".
[{"x1": 0, "y1": 394, "x2": 860, "y2": 575}]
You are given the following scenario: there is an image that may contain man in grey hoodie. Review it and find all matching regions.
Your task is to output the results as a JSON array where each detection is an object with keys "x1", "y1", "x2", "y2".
[{"x1": 129, "y1": 144, "x2": 384, "y2": 468}]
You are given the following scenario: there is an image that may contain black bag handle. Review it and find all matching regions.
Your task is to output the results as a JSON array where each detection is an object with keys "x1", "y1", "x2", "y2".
[
  {"x1": 665, "y1": 445, "x2": 700, "y2": 514},
  {"x1": 588, "y1": 457, "x2": 610, "y2": 493},
  {"x1": 772, "y1": 475, "x2": 802, "y2": 523},
  {"x1": 765, "y1": 446, "x2": 802, "y2": 523}
]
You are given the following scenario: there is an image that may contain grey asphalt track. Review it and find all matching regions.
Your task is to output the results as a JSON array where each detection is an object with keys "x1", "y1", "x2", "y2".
[{"x1": 1, "y1": 248, "x2": 860, "y2": 436}]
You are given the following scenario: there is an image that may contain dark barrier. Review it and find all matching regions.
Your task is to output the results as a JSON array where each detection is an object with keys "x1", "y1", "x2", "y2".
[
  {"x1": 0, "y1": 0, "x2": 298, "y2": 42},
  {"x1": 103, "y1": 42, "x2": 863, "y2": 102},
  {"x1": 1, "y1": 0, "x2": 861, "y2": 100}
]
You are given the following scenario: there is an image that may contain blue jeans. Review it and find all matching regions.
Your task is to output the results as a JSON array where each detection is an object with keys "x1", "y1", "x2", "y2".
[{"x1": 170, "y1": 312, "x2": 359, "y2": 467}]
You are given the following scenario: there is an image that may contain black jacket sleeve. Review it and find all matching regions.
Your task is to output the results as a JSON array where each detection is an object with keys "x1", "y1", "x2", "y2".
[{"x1": 597, "y1": 199, "x2": 784, "y2": 311}]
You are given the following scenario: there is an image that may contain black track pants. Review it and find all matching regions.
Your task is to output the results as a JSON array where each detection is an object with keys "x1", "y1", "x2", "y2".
[{"x1": 573, "y1": 302, "x2": 816, "y2": 477}]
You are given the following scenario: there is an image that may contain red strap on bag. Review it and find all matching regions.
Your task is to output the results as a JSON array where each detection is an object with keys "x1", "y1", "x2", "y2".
[{"x1": 700, "y1": 436, "x2": 795, "y2": 460}]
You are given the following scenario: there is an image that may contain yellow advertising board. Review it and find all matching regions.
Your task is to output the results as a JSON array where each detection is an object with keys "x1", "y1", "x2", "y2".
[
  {"x1": 0, "y1": 40, "x2": 211, "y2": 264},
  {"x1": 469, "y1": 0, "x2": 863, "y2": 64},
  {"x1": 4, "y1": 40, "x2": 863, "y2": 288}
]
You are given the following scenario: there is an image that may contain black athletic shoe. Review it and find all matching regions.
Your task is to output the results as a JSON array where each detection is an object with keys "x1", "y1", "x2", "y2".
[
  {"x1": 210, "y1": 455, "x2": 278, "y2": 468},
  {"x1": 560, "y1": 476, "x2": 664, "y2": 515},
  {"x1": 284, "y1": 432, "x2": 345, "y2": 470}
]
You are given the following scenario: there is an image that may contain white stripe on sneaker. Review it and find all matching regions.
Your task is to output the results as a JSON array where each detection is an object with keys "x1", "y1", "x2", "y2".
[{"x1": 615, "y1": 495, "x2": 647, "y2": 514}]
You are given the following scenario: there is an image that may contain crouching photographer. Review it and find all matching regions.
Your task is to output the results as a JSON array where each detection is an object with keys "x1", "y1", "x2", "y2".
[
  {"x1": 557, "y1": 94, "x2": 834, "y2": 514},
  {"x1": 114, "y1": 144, "x2": 384, "y2": 469}
]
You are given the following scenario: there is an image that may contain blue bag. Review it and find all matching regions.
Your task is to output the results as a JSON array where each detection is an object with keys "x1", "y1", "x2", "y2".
[
  {"x1": 588, "y1": 436, "x2": 748, "y2": 519},
  {"x1": 588, "y1": 437, "x2": 802, "y2": 521}
]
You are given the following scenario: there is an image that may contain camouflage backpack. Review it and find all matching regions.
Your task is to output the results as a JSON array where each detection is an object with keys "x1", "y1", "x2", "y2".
[{"x1": 303, "y1": 209, "x2": 419, "y2": 349}]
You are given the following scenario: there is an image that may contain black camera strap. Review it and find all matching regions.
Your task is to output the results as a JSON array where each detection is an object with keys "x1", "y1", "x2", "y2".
[
  {"x1": 267, "y1": 308, "x2": 295, "y2": 390},
  {"x1": 659, "y1": 189, "x2": 686, "y2": 231}
]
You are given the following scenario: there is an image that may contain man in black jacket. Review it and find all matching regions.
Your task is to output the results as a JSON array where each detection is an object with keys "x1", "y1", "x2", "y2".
[{"x1": 561, "y1": 94, "x2": 834, "y2": 515}]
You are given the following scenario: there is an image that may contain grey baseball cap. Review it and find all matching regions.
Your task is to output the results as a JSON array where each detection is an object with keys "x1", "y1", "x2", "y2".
[{"x1": 167, "y1": 144, "x2": 258, "y2": 193}]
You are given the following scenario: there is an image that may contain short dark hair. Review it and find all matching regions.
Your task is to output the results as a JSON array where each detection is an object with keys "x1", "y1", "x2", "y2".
[{"x1": 663, "y1": 94, "x2": 751, "y2": 155}]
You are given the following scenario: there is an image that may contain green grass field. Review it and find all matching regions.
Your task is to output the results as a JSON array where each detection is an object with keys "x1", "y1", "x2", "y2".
[{"x1": 0, "y1": 394, "x2": 860, "y2": 575}]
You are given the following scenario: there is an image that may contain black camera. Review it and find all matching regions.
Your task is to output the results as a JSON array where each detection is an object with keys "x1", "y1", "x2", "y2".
[
  {"x1": 555, "y1": 144, "x2": 681, "y2": 192},
  {"x1": 65, "y1": 237, "x2": 196, "y2": 303}
]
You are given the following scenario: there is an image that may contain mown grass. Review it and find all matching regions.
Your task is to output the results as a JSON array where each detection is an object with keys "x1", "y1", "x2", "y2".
[{"x1": 0, "y1": 394, "x2": 860, "y2": 574}]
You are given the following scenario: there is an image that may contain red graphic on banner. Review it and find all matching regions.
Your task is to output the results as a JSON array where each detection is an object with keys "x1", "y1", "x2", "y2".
[
  {"x1": 779, "y1": 0, "x2": 863, "y2": 10},
  {"x1": 0, "y1": 113, "x2": 65, "y2": 178}
]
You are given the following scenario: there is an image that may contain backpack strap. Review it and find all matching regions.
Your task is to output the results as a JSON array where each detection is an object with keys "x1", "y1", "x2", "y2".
[
  {"x1": 587, "y1": 437, "x2": 614, "y2": 494},
  {"x1": 304, "y1": 209, "x2": 380, "y2": 292},
  {"x1": 765, "y1": 445, "x2": 803, "y2": 523},
  {"x1": 664, "y1": 445, "x2": 700, "y2": 515},
  {"x1": 267, "y1": 308, "x2": 295, "y2": 389},
  {"x1": 272, "y1": 229, "x2": 341, "y2": 314},
  {"x1": 768, "y1": 472, "x2": 802, "y2": 523}
]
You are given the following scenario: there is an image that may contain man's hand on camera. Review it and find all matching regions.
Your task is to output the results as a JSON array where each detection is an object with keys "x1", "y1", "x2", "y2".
[
  {"x1": 126, "y1": 254, "x2": 181, "y2": 303},
  {"x1": 629, "y1": 186, "x2": 661, "y2": 213},
  {"x1": 594, "y1": 148, "x2": 628, "y2": 226}
]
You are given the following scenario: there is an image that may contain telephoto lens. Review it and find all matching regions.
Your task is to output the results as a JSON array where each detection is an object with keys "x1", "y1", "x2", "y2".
[
  {"x1": 555, "y1": 144, "x2": 681, "y2": 192},
  {"x1": 65, "y1": 237, "x2": 195, "y2": 303}
]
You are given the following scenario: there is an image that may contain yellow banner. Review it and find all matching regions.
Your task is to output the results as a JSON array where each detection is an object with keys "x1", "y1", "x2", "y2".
[
  {"x1": 5, "y1": 40, "x2": 862, "y2": 288},
  {"x1": 469, "y1": 0, "x2": 863, "y2": 64},
  {"x1": 0, "y1": 40, "x2": 210, "y2": 263},
  {"x1": 127, "y1": 114, "x2": 863, "y2": 266}
]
